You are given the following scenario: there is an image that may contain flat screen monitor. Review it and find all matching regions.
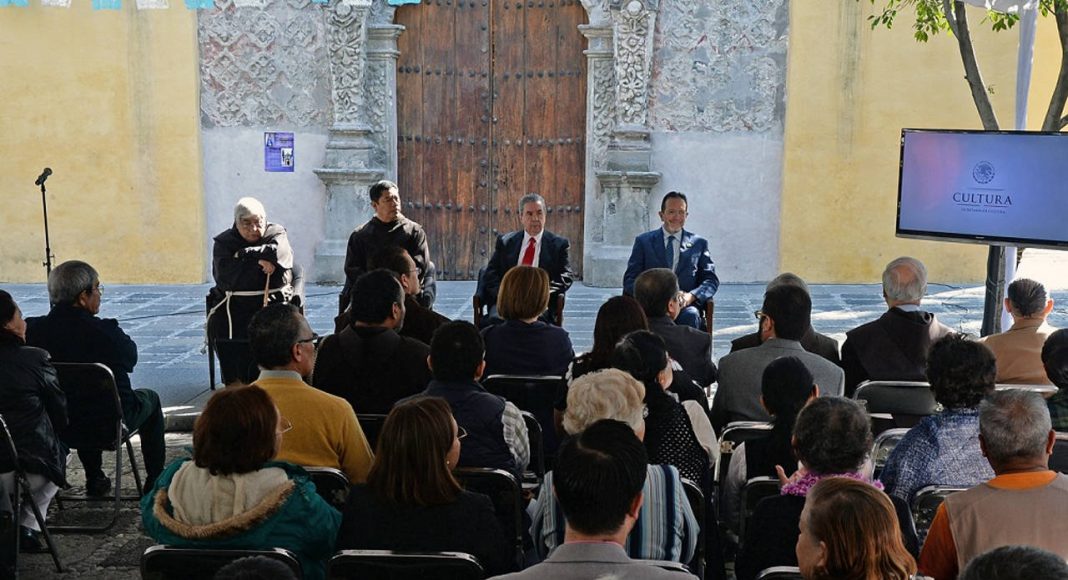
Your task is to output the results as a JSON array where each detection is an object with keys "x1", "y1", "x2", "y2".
[{"x1": 897, "y1": 129, "x2": 1068, "y2": 249}]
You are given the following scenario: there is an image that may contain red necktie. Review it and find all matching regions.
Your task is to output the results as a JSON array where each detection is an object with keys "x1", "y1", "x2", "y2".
[{"x1": 522, "y1": 237, "x2": 536, "y2": 266}]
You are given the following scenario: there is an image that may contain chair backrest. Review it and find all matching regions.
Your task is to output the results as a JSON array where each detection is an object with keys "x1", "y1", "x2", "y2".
[
  {"x1": 482, "y1": 374, "x2": 564, "y2": 455},
  {"x1": 51, "y1": 362, "x2": 124, "y2": 451},
  {"x1": 713, "y1": 421, "x2": 773, "y2": 510},
  {"x1": 305, "y1": 467, "x2": 349, "y2": 511},
  {"x1": 520, "y1": 411, "x2": 545, "y2": 481},
  {"x1": 739, "y1": 476, "x2": 780, "y2": 542},
  {"x1": 140, "y1": 545, "x2": 302, "y2": 580},
  {"x1": 452, "y1": 468, "x2": 523, "y2": 570},
  {"x1": 328, "y1": 549, "x2": 484, "y2": 580},
  {"x1": 910, "y1": 485, "x2": 966, "y2": 543},
  {"x1": 357, "y1": 414, "x2": 388, "y2": 452},
  {"x1": 995, "y1": 383, "x2": 1059, "y2": 395},
  {"x1": 870, "y1": 427, "x2": 910, "y2": 480},
  {"x1": 853, "y1": 381, "x2": 937, "y2": 435},
  {"x1": 756, "y1": 566, "x2": 803, "y2": 580},
  {"x1": 1050, "y1": 432, "x2": 1068, "y2": 475},
  {"x1": 680, "y1": 478, "x2": 705, "y2": 578}
]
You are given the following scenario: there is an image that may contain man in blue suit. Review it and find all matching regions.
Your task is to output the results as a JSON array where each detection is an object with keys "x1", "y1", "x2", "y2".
[{"x1": 622, "y1": 191, "x2": 719, "y2": 329}]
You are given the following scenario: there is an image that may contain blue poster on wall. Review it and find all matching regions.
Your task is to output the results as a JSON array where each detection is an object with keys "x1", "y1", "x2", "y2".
[{"x1": 264, "y1": 132, "x2": 295, "y2": 172}]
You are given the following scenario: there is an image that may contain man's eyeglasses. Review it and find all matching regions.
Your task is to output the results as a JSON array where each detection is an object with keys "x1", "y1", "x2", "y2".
[
  {"x1": 458, "y1": 426, "x2": 468, "y2": 440},
  {"x1": 278, "y1": 416, "x2": 293, "y2": 435},
  {"x1": 296, "y1": 333, "x2": 322, "y2": 347},
  {"x1": 753, "y1": 310, "x2": 765, "y2": 320}
]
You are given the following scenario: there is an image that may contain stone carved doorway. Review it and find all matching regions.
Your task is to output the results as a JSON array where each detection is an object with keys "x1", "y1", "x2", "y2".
[{"x1": 394, "y1": 0, "x2": 588, "y2": 280}]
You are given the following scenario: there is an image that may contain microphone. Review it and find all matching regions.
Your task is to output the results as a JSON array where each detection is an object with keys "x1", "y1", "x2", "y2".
[{"x1": 35, "y1": 168, "x2": 52, "y2": 186}]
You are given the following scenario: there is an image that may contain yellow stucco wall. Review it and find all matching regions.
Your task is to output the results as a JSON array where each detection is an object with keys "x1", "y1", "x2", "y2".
[
  {"x1": 781, "y1": 3, "x2": 1056, "y2": 283},
  {"x1": 0, "y1": 4, "x2": 202, "y2": 283}
]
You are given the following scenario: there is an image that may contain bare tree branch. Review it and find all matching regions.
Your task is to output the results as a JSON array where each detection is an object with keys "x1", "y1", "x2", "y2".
[
  {"x1": 1042, "y1": 6, "x2": 1068, "y2": 131},
  {"x1": 945, "y1": 0, "x2": 1001, "y2": 130}
]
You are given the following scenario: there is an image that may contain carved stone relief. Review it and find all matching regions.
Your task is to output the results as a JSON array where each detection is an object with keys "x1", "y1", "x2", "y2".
[
  {"x1": 198, "y1": 0, "x2": 333, "y2": 128},
  {"x1": 648, "y1": 0, "x2": 788, "y2": 132},
  {"x1": 325, "y1": 3, "x2": 371, "y2": 126},
  {"x1": 611, "y1": 0, "x2": 657, "y2": 128}
]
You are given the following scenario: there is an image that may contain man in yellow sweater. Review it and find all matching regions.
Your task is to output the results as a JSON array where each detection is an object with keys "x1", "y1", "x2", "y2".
[{"x1": 248, "y1": 303, "x2": 374, "y2": 483}]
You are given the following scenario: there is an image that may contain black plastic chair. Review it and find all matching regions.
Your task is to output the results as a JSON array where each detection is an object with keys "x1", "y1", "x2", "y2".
[
  {"x1": 852, "y1": 380, "x2": 937, "y2": 436},
  {"x1": 328, "y1": 549, "x2": 483, "y2": 580},
  {"x1": 140, "y1": 545, "x2": 302, "y2": 580},
  {"x1": 50, "y1": 362, "x2": 142, "y2": 533},
  {"x1": 1051, "y1": 432, "x2": 1068, "y2": 474},
  {"x1": 305, "y1": 467, "x2": 349, "y2": 511},
  {"x1": 995, "y1": 383, "x2": 1059, "y2": 395},
  {"x1": 0, "y1": 414, "x2": 63, "y2": 572},
  {"x1": 519, "y1": 411, "x2": 544, "y2": 491},
  {"x1": 357, "y1": 414, "x2": 388, "y2": 452},
  {"x1": 712, "y1": 421, "x2": 772, "y2": 520},
  {"x1": 870, "y1": 427, "x2": 910, "y2": 480},
  {"x1": 453, "y1": 468, "x2": 523, "y2": 571},
  {"x1": 482, "y1": 375, "x2": 564, "y2": 456},
  {"x1": 911, "y1": 485, "x2": 966, "y2": 544},
  {"x1": 756, "y1": 566, "x2": 803, "y2": 579},
  {"x1": 739, "y1": 476, "x2": 780, "y2": 543},
  {"x1": 681, "y1": 478, "x2": 705, "y2": 579}
]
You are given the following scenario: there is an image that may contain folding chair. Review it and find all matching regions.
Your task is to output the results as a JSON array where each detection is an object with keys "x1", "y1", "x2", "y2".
[
  {"x1": 452, "y1": 468, "x2": 523, "y2": 571},
  {"x1": 328, "y1": 549, "x2": 483, "y2": 580},
  {"x1": 50, "y1": 362, "x2": 142, "y2": 533},
  {"x1": 681, "y1": 478, "x2": 705, "y2": 580},
  {"x1": 519, "y1": 411, "x2": 544, "y2": 492},
  {"x1": 0, "y1": 414, "x2": 63, "y2": 572},
  {"x1": 305, "y1": 467, "x2": 349, "y2": 511},
  {"x1": 739, "y1": 476, "x2": 780, "y2": 543},
  {"x1": 357, "y1": 414, "x2": 388, "y2": 452},
  {"x1": 712, "y1": 421, "x2": 772, "y2": 519},
  {"x1": 995, "y1": 383, "x2": 1059, "y2": 395},
  {"x1": 140, "y1": 545, "x2": 302, "y2": 580},
  {"x1": 482, "y1": 375, "x2": 565, "y2": 455},
  {"x1": 1051, "y1": 432, "x2": 1068, "y2": 475},
  {"x1": 910, "y1": 485, "x2": 965, "y2": 544},
  {"x1": 870, "y1": 427, "x2": 910, "y2": 480},
  {"x1": 756, "y1": 566, "x2": 803, "y2": 579},
  {"x1": 852, "y1": 380, "x2": 937, "y2": 436}
]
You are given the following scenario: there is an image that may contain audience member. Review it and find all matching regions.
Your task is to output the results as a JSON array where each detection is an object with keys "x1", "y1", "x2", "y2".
[
  {"x1": 142, "y1": 385, "x2": 339, "y2": 580},
  {"x1": 336, "y1": 396, "x2": 512, "y2": 575},
  {"x1": 712, "y1": 284, "x2": 844, "y2": 432},
  {"x1": 840, "y1": 256, "x2": 954, "y2": 396},
  {"x1": 417, "y1": 321, "x2": 529, "y2": 479},
  {"x1": 492, "y1": 420, "x2": 695, "y2": 579},
  {"x1": 341, "y1": 180, "x2": 434, "y2": 309},
  {"x1": 1042, "y1": 328, "x2": 1068, "y2": 431},
  {"x1": 481, "y1": 266, "x2": 574, "y2": 377},
  {"x1": 532, "y1": 369, "x2": 699, "y2": 563},
  {"x1": 0, "y1": 290, "x2": 67, "y2": 553},
  {"x1": 25, "y1": 260, "x2": 166, "y2": 496},
  {"x1": 735, "y1": 397, "x2": 918, "y2": 580},
  {"x1": 729, "y1": 273, "x2": 840, "y2": 364},
  {"x1": 919, "y1": 390, "x2": 1068, "y2": 580},
  {"x1": 313, "y1": 270, "x2": 431, "y2": 414},
  {"x1": 374, "y1": 245, "x2": 449, "y2": 342},
  {"x1": 248, "y1": 304, "x2": 374, "y2": 483},
  {"x1": 959, "y1": 545, "x2": 1068, "y2": 580},
  {"x1": 479, "y1": 193, "x2": 574, "y2": 327},
  {"x1": 634, "y1": 269, "x2": 717, "y2": 387},
  {"x1": 623, "y1": 191, "x2": 719, "y2": 330},
  {"x1": 723, "y1": 356, "x2": 817, "y2": 532},
  {"x1": 879, "y1": 334, "x2": 995, "y2": 502},
  {"x1": 981, "y1": 278, "x2": 1056, "y2": 384},
  {"x1": 208, "y1": 197, "x2": 298, "y2": 386},
  {"x1": 612, "y1": 331, "x2": 714, "y2": 487},
  {"x1": 797, "y1": 478, "x2": 917, "y2": 580}
]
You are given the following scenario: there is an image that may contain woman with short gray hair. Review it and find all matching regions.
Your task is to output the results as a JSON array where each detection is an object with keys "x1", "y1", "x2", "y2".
[{"x1": 208, "y1": 197, "x2": 297, "y2": 386}]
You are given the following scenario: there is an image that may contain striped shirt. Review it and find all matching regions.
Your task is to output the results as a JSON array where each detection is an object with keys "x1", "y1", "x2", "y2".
[{"x1": 530, "y1": 463, "x2": 698, "y2": 563}]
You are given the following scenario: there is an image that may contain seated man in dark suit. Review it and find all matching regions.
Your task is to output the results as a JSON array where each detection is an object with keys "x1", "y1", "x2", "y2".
[
  {"x1": 334, "y1": 245, "x2": 449, "y2": 345},
  {"x1": 634, "y1": 268, "x2": 717, "y2": 388},
  {"x1": 493, "y1": 419, "x2": 692, "y2": 580},
  {"x1": 729, "y1": 273, "x2": 840, "y2": 364},
  {"x1": 840, "y1": 256, "x2": 954, "y2": 397},
  {"x1": 622, "y1": 191, "x2": 719, "y2": 330},
  {"x1": 25, "y1": 260, "x2": 166, "y2": 496},
  {"x1": 479, "y1": 193, "x2": 574, "y2": 327},
  {"x1": 315, "y1": 269, "x2": 432, "y2": 414}
]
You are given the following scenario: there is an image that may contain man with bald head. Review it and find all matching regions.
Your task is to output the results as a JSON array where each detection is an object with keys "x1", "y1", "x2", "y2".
[{"x1": 840, "y1": 256, "x2": 954, "y2": 396}]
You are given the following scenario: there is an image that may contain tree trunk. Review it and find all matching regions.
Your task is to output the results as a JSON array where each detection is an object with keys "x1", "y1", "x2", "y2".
[{"x1": 1043, "y1": 7, "x2": 1068, "y2": 131}]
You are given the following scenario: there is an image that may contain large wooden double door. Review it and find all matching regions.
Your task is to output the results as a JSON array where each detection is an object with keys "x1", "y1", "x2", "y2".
[{"x1": 395, "y1": 0, "x2": 587, "y2": 280}]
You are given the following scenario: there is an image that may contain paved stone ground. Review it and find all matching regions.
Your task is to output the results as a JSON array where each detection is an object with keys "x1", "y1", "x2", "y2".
[{"x1": 8, "y1": 247, "x2": 1068, "y2": 577}]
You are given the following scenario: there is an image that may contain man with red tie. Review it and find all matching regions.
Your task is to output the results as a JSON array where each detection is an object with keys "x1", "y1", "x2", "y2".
[{"x1": 479, "y1": 193, "x2": 574, "y2": 327}]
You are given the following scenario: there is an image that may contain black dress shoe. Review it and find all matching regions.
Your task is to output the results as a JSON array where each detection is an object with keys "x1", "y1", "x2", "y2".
[
  {"x1": 86, "y1": 475, "x2": 112, "y2": 497},
  {"x1": 19, "y1": 527, "x2": 44, "y2": 554}
]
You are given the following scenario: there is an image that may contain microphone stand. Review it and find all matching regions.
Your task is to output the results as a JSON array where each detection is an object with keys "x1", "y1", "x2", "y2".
[{"x1": 40, "y1": 180, "x2": 54, "y2": 276}]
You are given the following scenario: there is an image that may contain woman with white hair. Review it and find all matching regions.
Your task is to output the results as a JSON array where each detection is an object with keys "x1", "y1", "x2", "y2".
[
  {"x1": 208, "y1": 197, "x2": 297, "y2": 385},
  {"x1": 529, "y1": 368, "x2": 699, "y2": 565}
]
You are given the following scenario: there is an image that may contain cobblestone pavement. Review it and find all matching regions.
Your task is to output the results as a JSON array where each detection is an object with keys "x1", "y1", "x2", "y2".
[{"x1": 7, "y1": 248, "x2": 1068, "y2": 577}]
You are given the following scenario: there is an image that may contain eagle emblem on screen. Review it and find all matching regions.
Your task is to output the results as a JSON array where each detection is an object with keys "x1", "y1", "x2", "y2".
[{"x1": 972, "y1": 161, "x2": 995, "y2": 184}]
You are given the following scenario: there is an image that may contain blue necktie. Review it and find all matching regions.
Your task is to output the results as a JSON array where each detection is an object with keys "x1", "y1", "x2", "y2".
[{"x1": 666, "y1": 235, "x2": 676, "y2": 271}]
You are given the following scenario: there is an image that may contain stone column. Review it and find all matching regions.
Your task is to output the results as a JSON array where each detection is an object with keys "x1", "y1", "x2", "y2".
[{"x1": 581, "y1": 0, "x2": 661, "y2": 286}]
